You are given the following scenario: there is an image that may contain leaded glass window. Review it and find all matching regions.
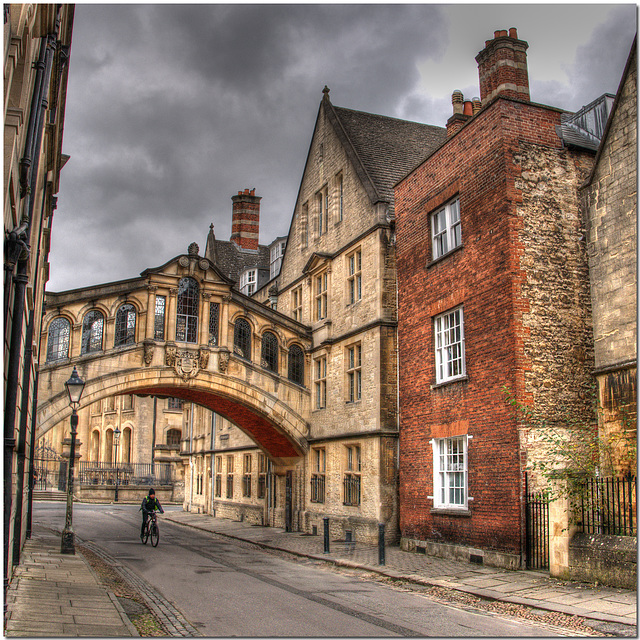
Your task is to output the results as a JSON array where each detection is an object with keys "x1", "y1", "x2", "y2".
[
  {"x1": 209, "y1": 302, "x2": 220, "y2": 347},
  {"x1": 81, "y1": 310, "x2": 104, "y2": 354},
  {"x1": 233, "y1": 318, "x2": 251, "y2": 360},
  {"x1": 46, "y1": 317, "x2": 71, "y2": 362},
  {"x1": 261, "y1": 332, "x2": 278, "y2": 373},
  {"x1": 154, "y1": 295, "x2": 166, "y2": 340},
  {"x1": 176, "y1": 277, "x2": 199, "y2": 343},
  {"x1": 114, "y1": 304, "x2": 136, "y2": 346},
  {"x1": 288, "y1": 344, "x2": 304, "y2": 386}
]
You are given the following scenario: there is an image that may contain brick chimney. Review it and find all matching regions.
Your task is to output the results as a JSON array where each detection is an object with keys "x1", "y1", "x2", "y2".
[
  {"x1": 231, "y1": 188, "x2": 261, "y2": 251},
  {"x1": 446, "y1": 90, "x2": 472, "y2": 137},
  {"x1": 475, "y1": 27, "x2": 530, "y2": 105}
]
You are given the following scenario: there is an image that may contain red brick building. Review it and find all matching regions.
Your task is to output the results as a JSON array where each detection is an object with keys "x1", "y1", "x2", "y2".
[{"x1": 394, "y1": 29, "x2": 598, "y2": 568}]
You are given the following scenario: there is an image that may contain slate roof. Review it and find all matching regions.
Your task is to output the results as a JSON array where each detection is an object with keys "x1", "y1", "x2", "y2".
[
  {"x1": 204, "y1": 224, "x2": 270, "y2": 287},
  {"x1": 326, "y1": 100, "x2": 447, "y2": 211}
]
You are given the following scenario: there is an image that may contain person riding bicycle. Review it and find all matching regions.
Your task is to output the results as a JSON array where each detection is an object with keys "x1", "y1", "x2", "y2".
[{"x1": 140, "y1": 488, "x2": 164, "y2": 540}]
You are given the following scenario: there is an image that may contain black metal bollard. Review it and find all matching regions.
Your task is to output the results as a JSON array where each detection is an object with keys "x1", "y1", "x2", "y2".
[
  {"x1": 378, "y1": 523, "x2": 385, "y2": 565},
  {"x1": 323, "y1": 516, "x2": 330, "y2": 554}
]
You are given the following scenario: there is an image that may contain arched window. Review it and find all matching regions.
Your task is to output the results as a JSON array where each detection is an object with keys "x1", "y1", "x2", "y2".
[
  {"x1": 288, "y1": 344, "x2": 305, "y2": 386},
  {"x1": 233, "y1": 318, "x2": 252, "y2": 360},
  {"x1": 115, "y1": 304, "x2": 136, "y2": 346},
  {"x1": 261, "y1": 332, "x2": 279, "y2": 373},
  {"x1": 104, "y1": 429, "x2": 114, "y2": 464},
  {"x1": 46, "y1": 317, "x2": 71, "y2": 362},
  {"x1": 90, "y1": 430, "x2": 100, "y2": 462},
  {"x1": 176, "y1": 277, "x2": 199, "y2": 343},
  {"x1": 81, "y1": 310, "x2": 104, "y2": 354},
  {"x1": 122, "y1": 427, "x2": 132, "y2": 463}
]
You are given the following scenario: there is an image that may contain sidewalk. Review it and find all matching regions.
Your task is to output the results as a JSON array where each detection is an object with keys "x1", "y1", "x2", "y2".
[
  {"x1": 164, "y1": 511, "x2": 637, "y2": 631},
  {"x1": 4, "y1": 526, "x2": 136, "y2": 637}
]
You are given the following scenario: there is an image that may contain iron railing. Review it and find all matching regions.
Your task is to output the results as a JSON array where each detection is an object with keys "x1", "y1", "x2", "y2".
[
  {"x1": 578, "y1": 474, "x2": 637, "y2": 537},
  {"x1": 343, "y1": 474, "x2": 361, "y2": 506},
  {"x1": 77, "y1": 461, "x2": 174, "y2": 486},
  {"x1": 525, "y1": 487, "x2": 550, "y2": 570},
  {"x1": 310, "y1": 474, "x2": 325, "y2": 503}
]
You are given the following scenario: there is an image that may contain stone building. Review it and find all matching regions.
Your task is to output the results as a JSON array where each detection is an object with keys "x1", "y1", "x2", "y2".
[
  {"x1": 394, "y1": 28, "x2": 610, "y2": 568},
  {"x1": 581, "y1": 38, "x2": 637, "y2": 474},
  {"x1": 4, "y1": 3, "x2": 74, "y2": 584},
  {"x1": 250, "y1": 87, "x2": 447, "y2": 542}
]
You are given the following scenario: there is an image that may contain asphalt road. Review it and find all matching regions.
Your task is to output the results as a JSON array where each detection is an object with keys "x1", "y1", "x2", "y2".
[{"x1": 34, "y1": 502, "x2": 564, "y2": 637}]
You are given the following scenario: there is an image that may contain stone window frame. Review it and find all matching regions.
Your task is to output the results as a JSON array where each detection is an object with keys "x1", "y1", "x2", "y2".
[
  {"x1": 242, "y1": 453, "x2": 252, "y2": 497},
  {"x1": 176, "y1": 277, "x2": 199, "y2": 343},
  {"x1": 233, "y1": 317, "x2": 252, "y2": 361},
  {"x1": 81, "y1": 309, "x2": 105, "y2": 355},
  {"x1": 430, "y1": 435, "x2": 470, "y2": 510},
  {"x1": 46, "y1": 316, "x2": 71, "y2": 362},
  {"x1": 314, "y1": 354, "x2": 327, "y2": 410},
  {"x1": 291, "y1": 285, "x2": 303, "y2": 322},
  {"x1": 310, "y1": 447, "x2": 326, "y2": 503},
  {"x1": 431, "y1": 197, "x2": 461, "y2": 260},
  {"x1": 114, "y1": 303, "x2": 136, "y2": 347},
  {"x1": 337, "y1": 173, "x2": 344, "y2": 223},
  {"x1": 346, "y1": 342, "x2": 362, "y2": 403},
  {"x1": 434, "y1": 306, "x2": 466, "y2": 384},
  {"x1": 343, "y1": 444, "x2": 361, "y2": 506},
  {"x1": 154, "y1": 295, "x2": 166, "y2": 340},
  {"x1": 346, "y1": 248, "x2": 362, "y2": 305},
  {"x1": 226, "y1": 454, "x2": 234, "y2": 499},
  {"x1": 287, "y1": 343, "x2": 305, "y2": 386},
  {"x1": 261, "y1": 331, "x2": 279, "y2": 374},
  {"x1": 314, "y1": 271, "x2": 328, "y2": 321},
  {"x1": 316, "y1": 186, "x2": 329, "y2": 237}
]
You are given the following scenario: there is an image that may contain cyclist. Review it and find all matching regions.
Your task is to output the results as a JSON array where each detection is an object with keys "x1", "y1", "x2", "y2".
[{"x1": 140, "y1": 488, "x2": 164, "y2": 540}]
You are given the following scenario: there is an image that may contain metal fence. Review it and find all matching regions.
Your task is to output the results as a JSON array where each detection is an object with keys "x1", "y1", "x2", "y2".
[
  {"x1": 77, "y1": 461, "x2": 174, "y2": 486},
  {"x1": 525, "y1": 487, "x2": 550, "y2": 570},
  {"x1": 578, "y1": 474, "x2": 637, "y2": 537}
]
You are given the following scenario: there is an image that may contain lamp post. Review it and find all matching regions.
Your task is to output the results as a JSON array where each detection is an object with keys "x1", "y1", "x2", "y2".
[
  {"x1": 60, "y1": 367, "x2": 85, "y2": 554},
  {"x1": 113, "y1": 426, "x2": 121, "y2": 502}
]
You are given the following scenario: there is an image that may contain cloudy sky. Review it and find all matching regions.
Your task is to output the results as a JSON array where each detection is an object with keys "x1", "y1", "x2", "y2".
[{"x1": 48, "y1": 3, "x2": 637, "y2": 291}]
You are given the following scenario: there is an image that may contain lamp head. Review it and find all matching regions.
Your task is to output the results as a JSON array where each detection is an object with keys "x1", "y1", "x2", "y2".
[
  {"x1": 114, "y1": 425, "x2": 121, "y2": 441},
  {"x1": 65, "y1": 366, "x2": 85, "y2": 407}
]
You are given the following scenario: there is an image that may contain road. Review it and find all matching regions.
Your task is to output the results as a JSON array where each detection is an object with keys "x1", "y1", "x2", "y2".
[{"x1": 34, "y1": 502, "x2": 565, "y2": 637}]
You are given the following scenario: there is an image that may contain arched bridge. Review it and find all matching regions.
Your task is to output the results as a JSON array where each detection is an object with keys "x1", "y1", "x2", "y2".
[{"x1": 37, "y1": 250, "x2": 312, "y2": 466}]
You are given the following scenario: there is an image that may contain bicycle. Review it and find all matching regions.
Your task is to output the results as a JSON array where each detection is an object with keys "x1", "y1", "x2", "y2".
[{"x1": 142, "y1": 511, "x2": 160, "y2": 547}]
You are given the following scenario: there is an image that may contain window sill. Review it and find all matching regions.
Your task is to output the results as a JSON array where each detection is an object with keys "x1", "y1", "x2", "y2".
[
  {"x1": 430, "y1": 507, "x2": 472, "y2": 517},
  {"x1": 431, "y1": 375, "x2": 468, "y2": 390},
  {"x1": 345, "y1": 399, "x2": 362, "y2": 406},
  {"x1": 427, "y1": 243, "x2": 463, "y2": 268}
]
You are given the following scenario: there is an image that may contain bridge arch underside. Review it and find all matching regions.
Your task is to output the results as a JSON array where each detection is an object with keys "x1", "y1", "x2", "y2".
[
  {"x1": 37, "y1": 369, "x2": 308, "y2": 467},
  {"x1": 137, "y1": 384, "x2": 302, "y2": 464}
]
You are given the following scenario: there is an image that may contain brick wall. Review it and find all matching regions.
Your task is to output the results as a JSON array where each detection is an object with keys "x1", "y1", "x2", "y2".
[{"x1": 395, "y1": 97, "x2": 595, "y2": 556}]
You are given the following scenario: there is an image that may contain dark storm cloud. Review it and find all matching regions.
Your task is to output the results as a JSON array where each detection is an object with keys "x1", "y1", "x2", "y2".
[{"x1": 48, "y1": 4, "x2": 635, "y2": 292}]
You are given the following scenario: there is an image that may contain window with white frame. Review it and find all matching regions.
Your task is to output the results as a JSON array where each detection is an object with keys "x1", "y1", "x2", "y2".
[
  {"x1": 314, "y1": 355, "x2": 327, "y2": 409},
  {"x1": 346, "y1": 343, "x2": 362, "y2": 402},
  {"x1": 432, "y1": 436, "x2": 469, "y2": 508},
  {"x1": 292, "y1": 285, "x2": 303, "y2": 322},
  {"x1": 270, "y1": 240, "x2": 286, "y2": 279},
  {"x1": 434, "y1": 306, "x2": 465, "y2": 383},
  {"x1": 431, "y1": 197, "x2": 461, "y2": 260},
  {"x1": 315, "y1": 272, "x2": 328, "y2": 321},
  {"x1": 347, "y1": 249, "x2": 362, "y2": 304},
  {"x1": 240, "y1": 269, "x2": 257, "y2": 296}
]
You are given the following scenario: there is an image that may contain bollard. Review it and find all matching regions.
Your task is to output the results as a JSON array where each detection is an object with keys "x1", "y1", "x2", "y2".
[
  {"x1": 323, "y1": 516, "x2": 330, "y2": 554},
  {"x1": 378, "y1": 522, "x2": 385, "y2": 565}
]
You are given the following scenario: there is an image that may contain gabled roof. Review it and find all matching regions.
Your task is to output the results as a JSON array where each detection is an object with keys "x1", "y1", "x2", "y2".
[
  {"x1": 302, "y1": 252, "x2": 332, "y2": 275},
  {"x1": 324, "y1": 94, "x2": 447, "y2": 209}
]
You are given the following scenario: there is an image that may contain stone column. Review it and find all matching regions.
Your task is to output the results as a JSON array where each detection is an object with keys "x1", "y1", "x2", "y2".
[
  {"x1": 548, "y1": 476, "x2": 578, "y2": 581},
  {"x1": 199, "y1": 292, "x2": 211, "y2": 345},
  {"x1": 167, "y1": 287, "x2": 178, "y2": 342},
  {"x1": 145, "y1": 285, "x2": 157, "y2": 339}
]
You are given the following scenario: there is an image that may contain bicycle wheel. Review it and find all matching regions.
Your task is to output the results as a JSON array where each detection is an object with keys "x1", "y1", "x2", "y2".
[
  {"x1": 150, "y1": 522, "x2": 159, "y2": 547},
  {"x1": 142, "y1": 522, "x2": 149, "y2": 544}
]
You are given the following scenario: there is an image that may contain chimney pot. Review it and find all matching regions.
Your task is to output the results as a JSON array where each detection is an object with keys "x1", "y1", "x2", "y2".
[
  {"x1": 463, "y1": 101, "x2": 473, "y2": 116},
  {"x1": 494, "y1": 30, "x2": 501, "y2": 39},
  {"x1": 509, "y1": 27, "x2": 518, "y2": 39},
  {"x1": 499, "y1": 30, "x2": 508, "y2": 37}
]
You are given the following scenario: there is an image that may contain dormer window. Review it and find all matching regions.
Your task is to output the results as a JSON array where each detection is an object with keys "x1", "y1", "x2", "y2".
[{"x1": 240, "y1": 269, "x2": 257, "y2": 296}]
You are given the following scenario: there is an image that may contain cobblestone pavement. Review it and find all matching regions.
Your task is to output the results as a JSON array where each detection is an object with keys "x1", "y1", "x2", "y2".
[{"x1": 164, "y1": 511, "x2": 637, "y2": 632}]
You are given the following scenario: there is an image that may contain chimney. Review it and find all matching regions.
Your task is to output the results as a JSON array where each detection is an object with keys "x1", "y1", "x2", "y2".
[
  {"x1": 475, "y1": 27, "x2": 530, "y2": 105},
  {"x1": 231, "y1": 188, "x2": 261, "y2": 251},
  {"x1": 446, "y1": 90, "x2": 472, "y2": 137}
]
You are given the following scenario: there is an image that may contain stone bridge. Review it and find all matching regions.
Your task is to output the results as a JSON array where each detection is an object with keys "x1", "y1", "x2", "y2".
[{"x1": 37, "y1": 249, "x2": 312, "y2": 466}]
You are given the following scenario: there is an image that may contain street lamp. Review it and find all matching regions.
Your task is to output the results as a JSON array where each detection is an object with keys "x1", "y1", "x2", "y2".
[
  {"x1": 60, "y1": 367, "x2": 85, "y2": 554},
  {"x1": 113, "y1": 426, "x2": 121, "y2": 502}
]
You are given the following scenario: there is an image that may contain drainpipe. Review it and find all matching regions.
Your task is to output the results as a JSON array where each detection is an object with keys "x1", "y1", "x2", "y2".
[
  {"x1": 151, "y1": 397, "x2": 157, "y2": 473},
  {"x1": 210, "y1": 412, "x2": 216, "y2": 512}
]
